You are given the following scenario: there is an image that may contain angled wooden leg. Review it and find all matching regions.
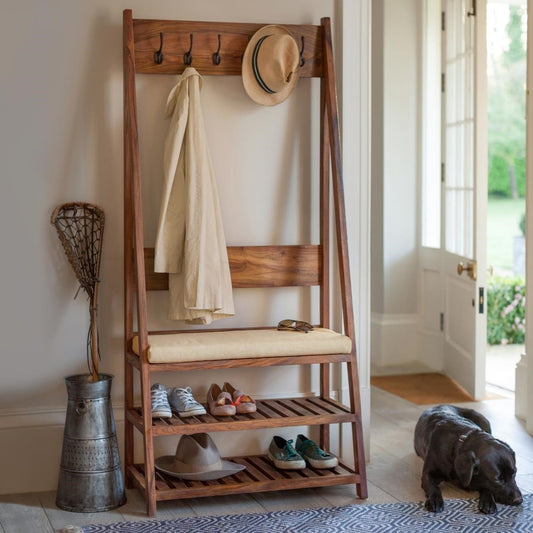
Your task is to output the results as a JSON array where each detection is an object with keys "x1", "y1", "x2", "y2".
[
  {"x1": 140, "y1": 364, "x2": 157, "y2": 516},
  {"x1": 321, "y1": 16, "x2": 368, "y2": 501},
  {"x1": 319, "y1": 363, "x2": 331, "y2": 450},
  {"x1": 347, "y1": 356, "x2": 368, "y2": 499},
  {"x1": 319, "y1": 38, "x2": 331, "y2": 455}
]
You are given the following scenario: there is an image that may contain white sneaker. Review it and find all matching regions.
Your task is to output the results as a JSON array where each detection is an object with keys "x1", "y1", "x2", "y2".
[
  {"x1": 168, "y1": 386, "x2": 206, "y2": 417},
  {"x1": 150, "y1": 383, "x2": 172, "y2": 418}
]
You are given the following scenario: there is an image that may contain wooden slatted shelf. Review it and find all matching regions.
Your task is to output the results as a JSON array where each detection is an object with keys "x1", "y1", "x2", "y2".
[
  {"x1": 127, "y1": 397, "x2": 356, "y2": 436},
  {"x1": 128, "y1": 456, "x2": 359, "y2": 501}
]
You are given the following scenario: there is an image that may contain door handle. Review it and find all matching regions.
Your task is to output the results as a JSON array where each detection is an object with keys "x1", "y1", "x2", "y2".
[{"x1": 457, "y1": 260, "x2": 477, "y2": 281}]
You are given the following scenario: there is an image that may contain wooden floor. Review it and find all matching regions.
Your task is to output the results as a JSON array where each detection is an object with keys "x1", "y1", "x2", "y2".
[{"x1": 1, "y1": 387, "x2": 532, "y2": 532}]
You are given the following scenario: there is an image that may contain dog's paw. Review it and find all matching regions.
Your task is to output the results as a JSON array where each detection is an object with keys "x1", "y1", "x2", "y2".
[
  {"x1": 479, "y1": 493, "x2": 497, "y2": 514},
  {"x1": 425, "y1": 495, "x2": 444, "y2": 513}
]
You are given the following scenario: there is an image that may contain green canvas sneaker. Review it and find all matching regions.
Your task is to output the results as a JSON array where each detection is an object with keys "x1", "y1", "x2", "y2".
[
  {"x1": 295, "y1": 434, "x2": 339, "y2": 469},
  {"x1": 268, "y1": 436, "x2": 306, "y2": 470}
]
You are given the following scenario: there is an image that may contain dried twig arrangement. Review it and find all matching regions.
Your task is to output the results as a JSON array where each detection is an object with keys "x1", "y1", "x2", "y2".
[{"x1": 51, "y1": 202, "x2": 105, "y2": 381}]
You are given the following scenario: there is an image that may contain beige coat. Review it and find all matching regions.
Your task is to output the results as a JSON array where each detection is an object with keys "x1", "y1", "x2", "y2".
[{"x1": 154, "y1": 68, "x2": 234, "y2": 324}]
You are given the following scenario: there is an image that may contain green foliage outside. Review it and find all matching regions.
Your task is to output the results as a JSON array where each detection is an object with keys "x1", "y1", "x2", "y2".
[
  {"x1": 488, "y1": 6, "x2": 526, "y2": 199},
  {"x1": 487, "y1": 276, "x2": 525, "y2": 345},
  {"x1": 487, "y1": 198, "x2": 525, "y2": 270},
  {"x1": 486, "y1": 6, "x2": 527, "y2": 346}
]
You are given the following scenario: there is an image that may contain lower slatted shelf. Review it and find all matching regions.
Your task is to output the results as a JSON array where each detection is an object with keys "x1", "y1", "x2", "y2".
[{"x1": 128, "y1": 455, "x2": 360, "y2": 501}]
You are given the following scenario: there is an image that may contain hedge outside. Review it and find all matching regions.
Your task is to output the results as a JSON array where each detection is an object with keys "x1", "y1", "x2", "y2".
[{"x1": 487, "y1": 275, "x2": 525, "y2": 345}]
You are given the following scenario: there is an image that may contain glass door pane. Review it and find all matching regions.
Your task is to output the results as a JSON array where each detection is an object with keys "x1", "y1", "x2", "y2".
[{"x1": 444, "y1": 0, "x2": 475, "y2": 258}]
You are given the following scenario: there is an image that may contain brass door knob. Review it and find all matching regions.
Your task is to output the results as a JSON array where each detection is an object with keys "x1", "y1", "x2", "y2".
[{"x1": 457, "y1": 260, "x2": 477, "y2": 281}]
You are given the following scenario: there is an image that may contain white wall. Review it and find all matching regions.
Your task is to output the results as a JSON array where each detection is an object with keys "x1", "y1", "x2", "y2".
[
  {"x1": 371, "y1": 0, "x2": 422, "y2": 369},
  {"x1": 0, "y1": 0, "x2": 371, "y2": 494}
]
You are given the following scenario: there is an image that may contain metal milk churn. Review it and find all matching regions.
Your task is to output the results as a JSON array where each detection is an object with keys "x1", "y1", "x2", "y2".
[{"x1": 56, "y1": 374, "x2": 126, "y2": 512}]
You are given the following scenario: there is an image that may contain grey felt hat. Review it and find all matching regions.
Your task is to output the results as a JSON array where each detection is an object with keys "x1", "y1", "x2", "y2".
[{"x1": 155, "y1": 433, "x2": 245, "y2": 480}]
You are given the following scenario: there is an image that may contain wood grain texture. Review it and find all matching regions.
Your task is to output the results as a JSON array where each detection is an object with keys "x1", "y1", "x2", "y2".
[
  {"x1": 319, "y1": 74, "x2": 331, "y2": 450},
  {"x1": 144, "y1": 245, "x2": 322, "y2": 290},
  {"x1": 0, "y1": 494, "x2": 54, "y2": 533},
  {"x1": 129, "y1": 458, "x2": 358, "y2": 501},
  {"x1": 123, "y1": 9, "x2": 135, "y2": 489},
  {"x1": 132, "y1": 19, "x2": 323, "y2": 77},
  {"x1": 124, "y1": 9, "x2": 156, "y2": 516},
  {"x1": 127, "y1": 351, "x2": 351, "y2": 372}
]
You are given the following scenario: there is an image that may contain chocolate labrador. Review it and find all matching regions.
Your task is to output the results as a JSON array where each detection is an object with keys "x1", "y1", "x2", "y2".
[{"x1": 414, "y1": 404, "x2": 522, "y2": 514}]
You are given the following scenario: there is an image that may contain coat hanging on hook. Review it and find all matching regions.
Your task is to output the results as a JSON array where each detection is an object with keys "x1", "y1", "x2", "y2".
[{"x1": 154, "y1": 68, "x2": 234, "y2": 324}]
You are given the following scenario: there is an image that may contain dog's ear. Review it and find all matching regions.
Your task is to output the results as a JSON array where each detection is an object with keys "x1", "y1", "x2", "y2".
[{"x1": 454, "y1": 451, "x2": 480, "y2": 487}]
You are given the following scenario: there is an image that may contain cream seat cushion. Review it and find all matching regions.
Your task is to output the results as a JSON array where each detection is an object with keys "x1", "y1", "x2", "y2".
[{"x1": 132, "y1": 328, "x2": 352, "y2": 363}]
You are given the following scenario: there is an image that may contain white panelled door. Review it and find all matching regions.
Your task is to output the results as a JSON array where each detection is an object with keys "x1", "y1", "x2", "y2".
[{"x1": 441, "y1": 0, "x2": 487, "y2": 399}]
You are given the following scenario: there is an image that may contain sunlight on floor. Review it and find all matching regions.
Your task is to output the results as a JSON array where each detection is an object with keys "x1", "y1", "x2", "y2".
[{"x1": 486, "y1": 343, "x2": 524, "y2": 392}]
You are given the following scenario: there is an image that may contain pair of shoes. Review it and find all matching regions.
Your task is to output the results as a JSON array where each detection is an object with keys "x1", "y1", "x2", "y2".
[
  {"x1": 268, "y1": 435, "x2": 339, "y2": 470},
  {"x1": 207, "y1": 382, "x2": 256, "y2": 416},
  {"x1": 150, "y1": 383, "x2": 206, "y2": 418}
]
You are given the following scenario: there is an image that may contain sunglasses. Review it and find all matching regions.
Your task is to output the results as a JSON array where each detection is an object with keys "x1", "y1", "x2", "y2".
[{"x1": 277, "y1": 319, "x2": 314, "y2": 333}]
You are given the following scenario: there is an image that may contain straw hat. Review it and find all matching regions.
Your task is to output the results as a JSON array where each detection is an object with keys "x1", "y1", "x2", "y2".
[
  {"x1": 242, "y1": 25, "x2": 301, "y2": 106},
  {"x1": 155, "y1": 433, "x2": 245, "y2": 481}
]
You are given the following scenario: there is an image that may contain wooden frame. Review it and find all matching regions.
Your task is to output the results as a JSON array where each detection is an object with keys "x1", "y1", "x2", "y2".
[{"x1": 123, "y1": 9, "x2": 367, "y2": 516}]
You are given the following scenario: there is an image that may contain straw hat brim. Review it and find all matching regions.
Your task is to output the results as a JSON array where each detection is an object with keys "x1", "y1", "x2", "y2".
[
  {"x1": 155, "y1": 455, "x2": 245, "y2": 481},
  {"x1": 242, "y1": 25, "x2": 300, "y2": 106}
]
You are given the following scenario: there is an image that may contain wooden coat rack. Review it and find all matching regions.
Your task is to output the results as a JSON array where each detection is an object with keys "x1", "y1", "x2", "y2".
[{"x1": 123, "y1": 9, "x2": 367, "y2": 516}]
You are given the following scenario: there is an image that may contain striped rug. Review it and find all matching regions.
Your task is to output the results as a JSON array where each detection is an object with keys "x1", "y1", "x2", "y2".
[{"x1": 76, "y1": 493, "x2": 532, "y2": 532}]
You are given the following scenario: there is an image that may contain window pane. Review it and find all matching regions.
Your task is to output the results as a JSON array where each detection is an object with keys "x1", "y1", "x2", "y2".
[{"x1": 443, "y1": 0, "x2": 475, "y2": 258}]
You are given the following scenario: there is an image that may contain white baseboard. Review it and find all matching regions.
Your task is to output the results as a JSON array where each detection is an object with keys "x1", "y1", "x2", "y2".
[
  {"x1": 0, "y1": 405, "x2": 126, "y2": 431},
  {"x1": 0, "y1": 405, "x2": 126, "y2": 495},
  {"x1": 371, "y1": 313, "x2": 420, "y2": 368}
]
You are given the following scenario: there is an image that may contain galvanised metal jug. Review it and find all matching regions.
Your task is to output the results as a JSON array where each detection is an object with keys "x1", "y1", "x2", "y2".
[{"x1": 56, "y1": 374, "x2": 126, "y2": 512}]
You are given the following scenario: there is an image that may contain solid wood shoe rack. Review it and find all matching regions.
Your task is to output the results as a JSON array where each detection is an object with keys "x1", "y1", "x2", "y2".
[{"x1": 123, "y1": 9, "x2": 367, "y2": 516}]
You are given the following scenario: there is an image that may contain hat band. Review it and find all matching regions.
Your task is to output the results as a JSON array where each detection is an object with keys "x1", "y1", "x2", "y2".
[{"x1": 252, "y1": 36, "x2": 276, "y2": 94}]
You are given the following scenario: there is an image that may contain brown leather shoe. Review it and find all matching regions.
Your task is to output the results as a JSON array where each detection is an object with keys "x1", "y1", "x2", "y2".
[
  {"x1": 223, "y1": 382, "x2": 257, "y2": 413},
  {"x1": 207, "y1": 383, "x2": 236, "y2": 416}
]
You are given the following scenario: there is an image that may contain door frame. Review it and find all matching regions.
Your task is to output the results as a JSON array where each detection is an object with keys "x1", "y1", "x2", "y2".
[{"x1": 525, "y1": 0, "x2": 533, "y2": 434}]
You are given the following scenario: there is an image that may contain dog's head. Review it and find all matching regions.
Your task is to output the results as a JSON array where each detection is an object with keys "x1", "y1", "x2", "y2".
[{"x1": 454, "y1": 438, "x2": 522, "y2": 506}]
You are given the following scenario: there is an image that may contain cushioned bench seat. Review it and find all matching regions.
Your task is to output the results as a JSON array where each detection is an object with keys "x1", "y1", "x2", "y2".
[{"x1": 132, "y1": 327, "x2": 352, "y2": 363}]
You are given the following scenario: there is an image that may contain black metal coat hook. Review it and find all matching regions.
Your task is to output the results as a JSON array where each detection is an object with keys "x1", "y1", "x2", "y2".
[
  {"x1": 154, "y1": 32, "x2": 164, "y2": 64},
  {"x1": 212, "y1": 34, "x2": 222, "y2": 65},
  {"x1": 184, "y1": 34, "x2": 194, "y2": 65},
  {"x1": 299, "y1": 36, "x2": 305, "y2": 67}
]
